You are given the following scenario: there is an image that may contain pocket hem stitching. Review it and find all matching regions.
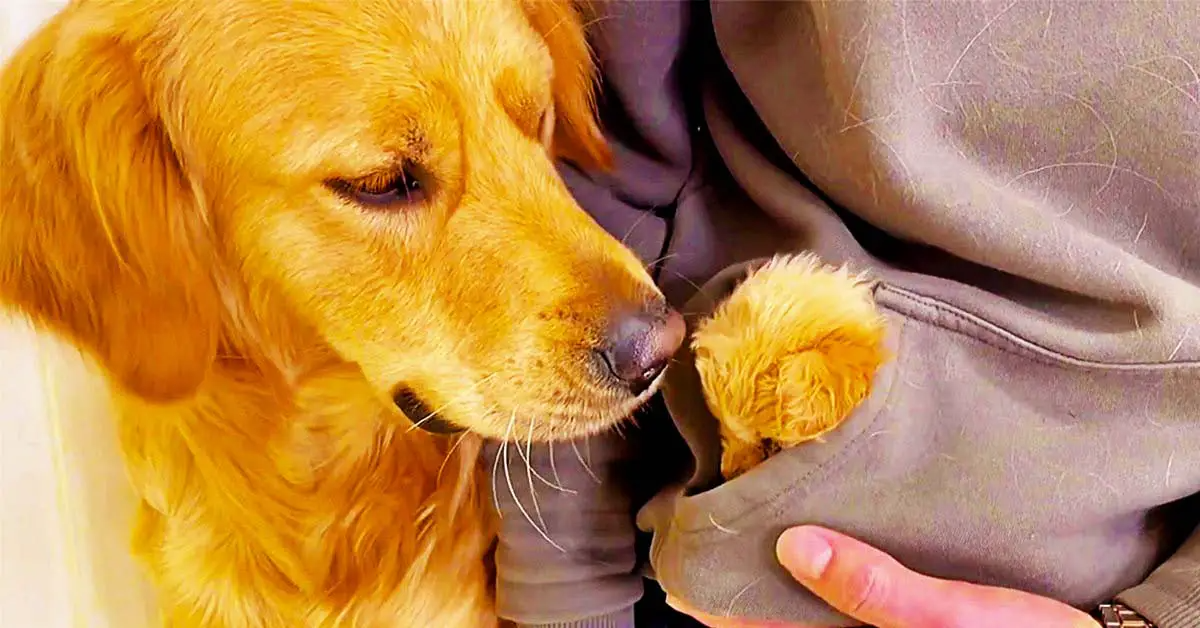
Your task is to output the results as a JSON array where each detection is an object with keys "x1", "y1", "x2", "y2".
[{"x1": 876, "y1": 284, "x2": 1200, "y2": 371}]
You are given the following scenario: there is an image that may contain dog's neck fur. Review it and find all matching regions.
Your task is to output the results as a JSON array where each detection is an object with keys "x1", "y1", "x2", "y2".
[
  {"x1": 0, "y1": 223, "x2": 498, "y2": 624},
  {"x1": 106, "y1": 279, "x2": 499, "y2": 626}
]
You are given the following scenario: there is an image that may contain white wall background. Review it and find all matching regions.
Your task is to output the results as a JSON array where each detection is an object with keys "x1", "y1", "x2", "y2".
[
  {"x1": 1, "y1": 2, "x2": 159, "y2": 626},
  {"x1": 0, "y1": 2, "x2": 65, "y2": 60}
]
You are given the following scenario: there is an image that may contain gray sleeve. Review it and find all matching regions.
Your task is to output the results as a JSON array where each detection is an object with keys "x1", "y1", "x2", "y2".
[
  {"x1": 482, "y1": 4, "x2": 701, "y2": 626},
  {"x1": 519, "y1": 610, "x2": 635, "y2": 628},
  {"x1": 482, "y1": 432, "x2": 641, "y2": 628},
  {"x1": 1118, "y1": 524, "x2": 1200, "y2": 628}
]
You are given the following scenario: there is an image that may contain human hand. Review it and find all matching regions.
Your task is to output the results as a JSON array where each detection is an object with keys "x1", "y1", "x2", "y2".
[{"x1": 666, "y1": 525, "x2": 1098, "y2": 628}]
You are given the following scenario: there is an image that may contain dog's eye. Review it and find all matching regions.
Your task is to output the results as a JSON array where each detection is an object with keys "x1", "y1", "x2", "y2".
[{"x1": 329, "y1": 166, "x2": 426, "y2": 209}]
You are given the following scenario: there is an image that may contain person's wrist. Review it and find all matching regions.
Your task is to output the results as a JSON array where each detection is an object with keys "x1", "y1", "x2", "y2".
[{"x1": 1095, "y1": 602, "x2": 1156, "y2": 627}]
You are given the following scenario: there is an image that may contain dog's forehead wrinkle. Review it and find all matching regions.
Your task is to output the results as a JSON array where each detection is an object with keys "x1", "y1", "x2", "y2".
[{"x1": 148, "y1": 3, "x2": 554, "y2": 183}]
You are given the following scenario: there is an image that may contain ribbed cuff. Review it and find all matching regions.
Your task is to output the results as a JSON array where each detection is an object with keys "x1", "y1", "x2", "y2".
[
  {"x1": 519, "y1": 607, "x2": 636, "y2": 628},
  {"x1": 1117, "y1": 563, "x2": 1200, "y2": 628}
]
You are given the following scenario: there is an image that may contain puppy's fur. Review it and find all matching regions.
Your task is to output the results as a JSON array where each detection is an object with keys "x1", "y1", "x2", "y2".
[
  {"x1": 692, "y1": 255, "x2": 889, "y2": 479},
  {"x1": 1, "y1": 1, "x2": 663, "y2": 625}
]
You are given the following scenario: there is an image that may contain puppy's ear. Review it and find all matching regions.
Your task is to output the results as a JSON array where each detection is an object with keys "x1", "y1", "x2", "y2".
[
  {"x1": 0, "y1": 17, "x2": 221, "y2": 403},
  {"x1": 523, "y1": 0, "x2": 613, "y2": 172}
]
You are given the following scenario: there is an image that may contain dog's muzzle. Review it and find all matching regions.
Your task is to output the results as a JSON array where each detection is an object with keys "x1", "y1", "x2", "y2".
[{"x1": 393, "y1": 386, "x2": 464, "y2": 434}]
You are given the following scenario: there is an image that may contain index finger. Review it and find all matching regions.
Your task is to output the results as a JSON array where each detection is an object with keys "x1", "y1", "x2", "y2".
[{"x1": 776, "y1": 526, "x2": 1097, "y2": 628}]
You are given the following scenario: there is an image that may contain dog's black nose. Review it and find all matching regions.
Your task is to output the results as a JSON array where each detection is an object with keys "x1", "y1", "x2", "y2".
[{"x1": 599, "y1": 305, "x2": 686, "y2": 394}]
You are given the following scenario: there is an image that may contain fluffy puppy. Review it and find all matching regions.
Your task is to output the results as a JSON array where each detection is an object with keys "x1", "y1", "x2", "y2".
[{"x1": 692, "y1": 255, "x2": 890, "y2": 479}]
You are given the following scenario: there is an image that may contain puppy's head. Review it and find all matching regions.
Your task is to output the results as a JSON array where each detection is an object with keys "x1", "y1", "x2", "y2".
[{"x1": 0, "y1": 0, "x2": 683, "y2": 441}]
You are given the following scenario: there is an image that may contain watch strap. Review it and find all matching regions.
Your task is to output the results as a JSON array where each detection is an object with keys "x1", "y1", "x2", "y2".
[{"x1": 1097, "y1": 602, "x2": 1156, "y2": 628}]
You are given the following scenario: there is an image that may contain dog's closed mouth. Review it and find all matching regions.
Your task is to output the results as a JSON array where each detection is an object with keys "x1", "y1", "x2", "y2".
[{"x1": 395, "y1": 387, "x2": 464, "y2": 434}]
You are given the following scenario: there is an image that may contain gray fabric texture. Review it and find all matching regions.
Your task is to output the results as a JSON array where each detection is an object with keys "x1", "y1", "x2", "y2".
[
  {"x1": 485, "y1": 430, "x2": 644, "y2": 626},
  {"x1": 525, "y1": 608, "x2": 636, "y2": 628},
  {"x1": 486, "y1": 1, "x2": 1200, "y2": 626}
]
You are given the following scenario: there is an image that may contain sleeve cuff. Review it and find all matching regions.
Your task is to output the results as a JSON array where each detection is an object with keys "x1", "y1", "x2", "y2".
[
  {"x1": 518, "y1": 607, "x2": 636, "y2": 628},
  {"x1": 1117, "y1": 553, "x2": 1200, "y2": 628}
]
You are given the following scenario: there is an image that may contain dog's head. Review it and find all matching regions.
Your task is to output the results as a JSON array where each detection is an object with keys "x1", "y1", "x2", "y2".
[{"x1": 0, "y1": 0, "x2": 683, "y2": 441}]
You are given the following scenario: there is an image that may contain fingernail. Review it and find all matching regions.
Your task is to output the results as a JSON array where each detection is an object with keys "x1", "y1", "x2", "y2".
[{"x1": 777, "y1": 526, "x2": 833, "y2": 580}]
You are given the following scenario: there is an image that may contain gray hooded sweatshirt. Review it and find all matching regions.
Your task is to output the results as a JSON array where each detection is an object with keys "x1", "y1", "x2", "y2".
[{"x1": 485, "y1": 2, "x2": 1200, "y2": 627}]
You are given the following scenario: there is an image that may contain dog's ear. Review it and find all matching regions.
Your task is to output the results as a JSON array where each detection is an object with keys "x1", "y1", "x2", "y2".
[
  {"x1": 523, "y1": 0, "x2": 613, "y2": 172},
  {"x1": 0, "y1": 17, "x2": 221, "y2": 403}
]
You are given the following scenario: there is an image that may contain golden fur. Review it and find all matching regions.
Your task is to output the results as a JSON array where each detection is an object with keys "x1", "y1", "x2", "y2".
[
  {"x1": 0, "y1": 1, "x2": 664, "y2": 625},
  {"x1": 692, "y1": 255, "x2": 890, "y2": 479}
]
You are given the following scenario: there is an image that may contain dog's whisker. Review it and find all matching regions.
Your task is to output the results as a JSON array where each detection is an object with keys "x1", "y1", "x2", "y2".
[
  {"x1": 524, "y1": 416, "x2": 551, "y2": 532},
  {"x1": 406, "y1": 372, "x2": 500, "y2": 433},
  {"x1": 548, "y1": 442, "x2": 569, "y2": 493},
  {"x1": 491, "y1": 412, "x2": 513, "y2": 518},
  {"x1": 503, "y1": 410, "x2": 565, "y2": 552},
  {"x1": 581, "y1": 14, "x2": 618, "y2": 30},
  {"x1": 619, "y1": 204, "x2": 655, "y2": 246},
  {"x1": 491, "y1": 449, "x2": 505, "y2": 518},
  {"x1": 643, "y1": 251, "x2": 681, "y2": 269},
  {"x1": 436, "y1": 401, "x2": 498, "y2": 488},
  {"x1": 515, "y1": 417, "x2": 575, "y2": 494},
  {"x1": 658, "y1": 266, "x2": 714, "y2": 307},
  {"x1": 571, "y1": 440, "x2": 601, "y2": 485},
  {"x1": 436, "y1": 432, "x2": 468, "y2": 485}
]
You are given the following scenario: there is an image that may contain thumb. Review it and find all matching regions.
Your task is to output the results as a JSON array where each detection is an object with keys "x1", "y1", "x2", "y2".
[{"x1": 775, "y1": 526, "x2": 1097, "y2": 628}]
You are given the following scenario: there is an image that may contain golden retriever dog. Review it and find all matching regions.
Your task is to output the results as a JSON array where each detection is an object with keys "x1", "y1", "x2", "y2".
[{"x1": 0, "y1": 1, "x2": 685, "y2": 626}]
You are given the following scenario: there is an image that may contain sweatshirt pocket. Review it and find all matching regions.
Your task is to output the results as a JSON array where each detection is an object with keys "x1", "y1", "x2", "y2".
[{"x1": 640, "y1": 279, "x2": 1200, "y2": 626}]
